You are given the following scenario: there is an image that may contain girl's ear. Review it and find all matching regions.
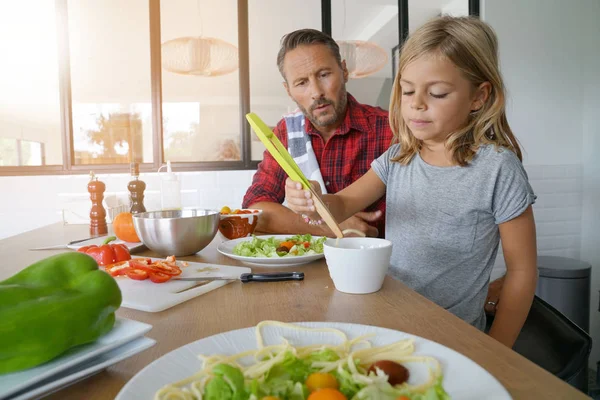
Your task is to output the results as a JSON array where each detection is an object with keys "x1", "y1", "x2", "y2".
[{"x1": 471, "y1": 82, "x2": 492, "y2": 112}]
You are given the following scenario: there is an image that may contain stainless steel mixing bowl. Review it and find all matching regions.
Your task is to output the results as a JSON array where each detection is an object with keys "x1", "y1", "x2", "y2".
[{"x1": 132, "y1": 209, "x2": 220, "y2": 257}]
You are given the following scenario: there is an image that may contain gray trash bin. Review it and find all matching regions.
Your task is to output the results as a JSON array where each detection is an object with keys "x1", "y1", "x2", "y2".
[{"x1": 535, "y1": 255, "x2": 591, "y2": 393}]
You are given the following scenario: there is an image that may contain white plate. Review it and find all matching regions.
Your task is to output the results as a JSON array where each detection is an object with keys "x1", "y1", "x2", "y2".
[
  {"x1": 0, "y1": 318, "x2": 152, "y2": 399},
  {"x1": 217, "y1": 235, "x2": 325, "y2": 267},
  {"x1": 9, "y1": 336, "x2": 156, "y2": 400},
  {"x1": 67, "y1": 236, "x2": 145, "y2": 253},
  {"x1": 116, "y1": 322, "x2": 512, "y2": 400}
]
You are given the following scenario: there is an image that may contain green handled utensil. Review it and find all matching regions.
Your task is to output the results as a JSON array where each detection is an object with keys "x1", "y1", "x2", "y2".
[{"x1": 246, "y1": 112, "x2": 344, "y2": 239}]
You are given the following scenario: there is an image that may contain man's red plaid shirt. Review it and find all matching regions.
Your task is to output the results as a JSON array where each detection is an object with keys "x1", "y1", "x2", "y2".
[{"x1": 243, "y1": 94, "x2": 393, "y2": 237}]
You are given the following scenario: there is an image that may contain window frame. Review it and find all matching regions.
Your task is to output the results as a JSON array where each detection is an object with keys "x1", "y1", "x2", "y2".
[{"x1": 0, "y1": 0, "x2": 477, "y2": 176}]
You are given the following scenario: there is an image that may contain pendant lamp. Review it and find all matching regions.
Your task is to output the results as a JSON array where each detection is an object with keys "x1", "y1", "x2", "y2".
[
  {"x1": 161, "y1": 36, "x2": 238, "y2": 77},
  {"x1": 336, "y1": 40, "x2": 389, "y2": 79}
]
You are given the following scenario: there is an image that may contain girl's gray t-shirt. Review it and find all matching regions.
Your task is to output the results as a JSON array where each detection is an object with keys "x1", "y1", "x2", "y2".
[{"x1": 371, "y1": 144, "x2": 536, "y2": 330}]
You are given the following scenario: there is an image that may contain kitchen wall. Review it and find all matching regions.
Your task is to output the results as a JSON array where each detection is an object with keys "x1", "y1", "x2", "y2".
[
  {"x1": 482, "y1": 0, "x2": 600, "y2": 367},
  {"x1": 581, "y1": 0, "x2": 600, "y2": 370},
  {"x1": 0, "y1": 170, "x2": 255, "y2": 240}
]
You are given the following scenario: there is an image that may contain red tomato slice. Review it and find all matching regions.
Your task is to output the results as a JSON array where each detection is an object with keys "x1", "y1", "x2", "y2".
[
  {"x1": 148, "y1": 271, "x2": 172, "y2": 283},
  {"x1": 126, "y1": 268, "x2": 149, "y2": 280}
]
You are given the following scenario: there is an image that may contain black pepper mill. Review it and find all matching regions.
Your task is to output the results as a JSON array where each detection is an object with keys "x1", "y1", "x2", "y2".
[
  {"x1": 88, "y1": 171, "x2": 108, "y2": 236},
  {"x1": 128, "y1": 162, "x2": 146, "y2": 214}
]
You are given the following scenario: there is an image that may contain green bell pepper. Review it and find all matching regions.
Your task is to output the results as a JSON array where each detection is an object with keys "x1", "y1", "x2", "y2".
[{"x1": 0, "y1": 252, "x2": 122, "y2": 374}]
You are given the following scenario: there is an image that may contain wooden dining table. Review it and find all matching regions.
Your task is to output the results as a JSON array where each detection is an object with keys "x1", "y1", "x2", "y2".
[{"x1": 0, "y1": 222, "x2": 590, "y2": 400}]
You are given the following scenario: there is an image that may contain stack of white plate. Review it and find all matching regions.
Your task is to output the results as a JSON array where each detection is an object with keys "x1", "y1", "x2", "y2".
[{"x1": 0, "y1": 318, "x2": 155, "y2": 400}]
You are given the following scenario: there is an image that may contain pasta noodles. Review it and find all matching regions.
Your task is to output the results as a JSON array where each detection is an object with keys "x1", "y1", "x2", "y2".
[{"x1": 154, "y1": 321, "x2": 447, "y2": 400}]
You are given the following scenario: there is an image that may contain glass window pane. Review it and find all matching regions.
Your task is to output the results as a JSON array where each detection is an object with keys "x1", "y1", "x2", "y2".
[
  {"x1": 0, "y1": 138, "x2": 18, "y2": 166},
  {"x1": 20, "y1": 140, "x2": 44, "y2": 166},
  {"x1": 409, "y1": 0, "x2": 469, "y2": 36},
  {"x1": 68, "y1": 0, "x2": 153, "y2": 165},
  {"x1": 332, "y1": 0, "x2": 398, "y2": 111},
  {"x1": 161, "y1": 0, "x2": 241, "y2": 163},
  {"x1": 248, "y1": 0, "x2": 321, "y2": 161},
  {"x1": 0, "y1": 0, "x2": 62, "y2": 166}
]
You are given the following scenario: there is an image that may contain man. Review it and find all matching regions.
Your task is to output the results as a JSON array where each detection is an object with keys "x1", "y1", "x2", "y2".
[{"x1": 242, "y1": 29, "x2": 393, "y2": 238}]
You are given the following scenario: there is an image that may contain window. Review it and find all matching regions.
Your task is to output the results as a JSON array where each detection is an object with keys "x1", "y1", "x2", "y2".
[
  {"x1": 0, "y1": 138, "x2": 45, "y2": 166},
  {"x1": 68, "y1": 0, "x2": 153, "y2": 165},
  {"x1": 248, "y1": 0, "x2": 321, "y2": 161},
  {"x1": 0, "y1": 0, "x2": 427, "y2": 175},
  {"x1": 0, "y1": 0, "x2": 62, "y2": 167},
  {"x1": 332, "y1": 0, "x2": 399, "y2": 111},
  {"x1": 160, "y1": 0, "x2": 242, "y2": 163}
]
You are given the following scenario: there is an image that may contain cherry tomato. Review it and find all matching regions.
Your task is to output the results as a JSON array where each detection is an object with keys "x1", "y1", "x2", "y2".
[
  {"x1": 367, "y1": 360, "x2": 409, "y2": 385},
  {"x1": 307, "y1": 388, "x2": 346, "y2": 400},
  {"x1": 306, "y1": 372, "x2": 339, "y2": 392}
]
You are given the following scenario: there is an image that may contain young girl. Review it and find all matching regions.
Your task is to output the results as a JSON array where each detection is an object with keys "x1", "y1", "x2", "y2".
[{"x1": 285, "y1": 16, "x2": 538, "y2": 348}]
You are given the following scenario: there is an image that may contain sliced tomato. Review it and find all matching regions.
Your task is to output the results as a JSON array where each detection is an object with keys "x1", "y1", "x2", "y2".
[
  {"x1": 148, "y1": 271, "x2": 172, "y2": 283},
  {"x1": 125, "y1": 268, "x2": 149, "y2": 280}
]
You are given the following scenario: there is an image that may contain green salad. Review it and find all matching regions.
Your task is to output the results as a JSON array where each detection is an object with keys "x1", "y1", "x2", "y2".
[
  {"x1": 232, "y1": 234, "x2": 326, "y2": 258},
  {"x1": 195, "y1": 353, "x2": 449, "y2": 400}
]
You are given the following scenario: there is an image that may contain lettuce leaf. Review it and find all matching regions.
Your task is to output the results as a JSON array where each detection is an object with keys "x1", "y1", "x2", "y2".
[{"x1": 232, "y1": 235, "x2": 326, "y2": 258}]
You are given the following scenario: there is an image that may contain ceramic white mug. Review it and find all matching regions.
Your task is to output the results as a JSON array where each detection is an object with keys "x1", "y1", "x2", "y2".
[{"x1": 323, "y1": 237, "x2": 393, "y2": 294}]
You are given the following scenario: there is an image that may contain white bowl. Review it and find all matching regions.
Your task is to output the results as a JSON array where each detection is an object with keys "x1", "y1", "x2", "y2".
[{"x1": 323, "y1": 237, "x2": 393, "y2": 294}]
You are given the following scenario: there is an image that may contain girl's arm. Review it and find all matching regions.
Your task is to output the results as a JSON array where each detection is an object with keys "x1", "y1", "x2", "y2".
[
  {"x1": 285, "y1": 169, "x2": 386, "y2": 223},
  {"x1": 488, "y1": 206, "x2": 538, "y2": 347}
]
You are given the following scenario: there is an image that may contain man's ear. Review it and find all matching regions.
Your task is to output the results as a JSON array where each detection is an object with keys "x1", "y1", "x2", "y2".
[
  {"x1": 471, "y1": 81, "x2": 491, "y2": 112},
  {"x1": 342, "y1": 60, "x2": 349, "y2": 83},
  {"x1": 283, "y1": 81, "x2": 291, "y2": 97}
]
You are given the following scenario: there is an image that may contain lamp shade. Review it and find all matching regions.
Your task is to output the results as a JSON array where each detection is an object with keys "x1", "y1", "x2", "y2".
[
  {"x1": 337, "y1": 40, "x2": 389, "y2": 79},
  {"x1": 161, "y1": 36, "x2": 238, "y2": 76}
]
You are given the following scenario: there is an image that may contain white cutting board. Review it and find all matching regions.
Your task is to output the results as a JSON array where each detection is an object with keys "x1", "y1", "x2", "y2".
[{"x1": 112, "y1": 258, "x2": 251, "y2": 313}]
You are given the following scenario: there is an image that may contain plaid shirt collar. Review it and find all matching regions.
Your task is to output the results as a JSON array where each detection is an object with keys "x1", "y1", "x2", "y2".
[{"x1": 304, "y1": 93, "x2": 367, "y2": 137}]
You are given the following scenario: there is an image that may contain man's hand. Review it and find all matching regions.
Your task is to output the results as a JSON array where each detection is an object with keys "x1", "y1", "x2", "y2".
[
  {"x1": 485, "y1": 276, "x2": 505, "y2": 316},
  {"x1": 340, "y1": 211, "x2": 382, "y2": 237}
]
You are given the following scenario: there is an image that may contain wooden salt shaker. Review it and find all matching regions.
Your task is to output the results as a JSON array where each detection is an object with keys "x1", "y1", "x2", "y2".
[{"x1": 88, "y1": 171, "x2": 108, "y2": 236}]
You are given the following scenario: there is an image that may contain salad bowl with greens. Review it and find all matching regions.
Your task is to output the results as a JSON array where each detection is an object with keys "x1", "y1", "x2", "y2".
[{"x1": 217, "y1": 235, "x2": 327, "y2": 267}]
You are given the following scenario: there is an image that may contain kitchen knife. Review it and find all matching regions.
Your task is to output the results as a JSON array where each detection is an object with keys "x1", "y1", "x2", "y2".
[
  {"x1": 174, "y1": 271, "x2": 304, "y2": 283},
  {"x1": 29, "y1": 237, "x2": 100, "y2": 251}
]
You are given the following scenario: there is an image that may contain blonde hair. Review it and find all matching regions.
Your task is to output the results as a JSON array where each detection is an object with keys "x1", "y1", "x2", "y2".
[{"x1": 389, "y1": 16, "x2": 522, "y2": 165}]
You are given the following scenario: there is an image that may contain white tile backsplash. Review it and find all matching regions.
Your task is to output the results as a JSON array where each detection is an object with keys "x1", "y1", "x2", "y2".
[{"x1": 0, "y1": 170, "x2": 255, "y2": 238}]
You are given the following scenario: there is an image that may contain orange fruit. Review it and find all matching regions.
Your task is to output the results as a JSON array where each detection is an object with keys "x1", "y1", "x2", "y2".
[{"x1": 113, "y1": 212, "x2": 141, "y2": 243}]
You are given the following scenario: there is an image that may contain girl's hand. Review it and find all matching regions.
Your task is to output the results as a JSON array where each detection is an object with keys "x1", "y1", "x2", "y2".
[{"x1": 285, "y1": 178, "x2": 321, "y2": 215}]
